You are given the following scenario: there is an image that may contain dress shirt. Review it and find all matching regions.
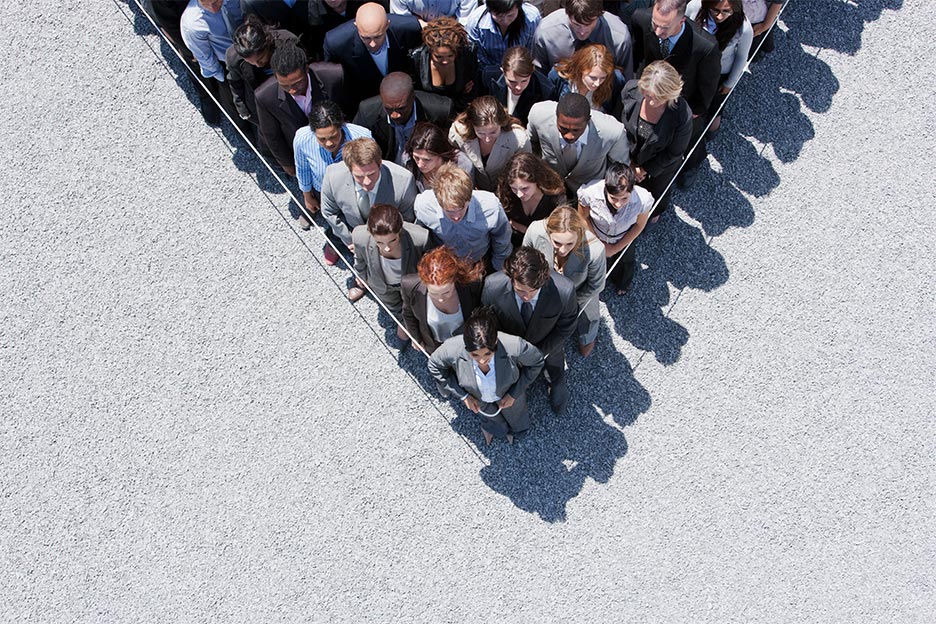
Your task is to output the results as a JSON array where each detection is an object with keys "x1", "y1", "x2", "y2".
[
  {"x1": 577, "y1": 179, "x2": 654, "y2": 244},
  {"x1": 465, "y1": 3, "x2": 541, "y2": 70},
  {"x1": 562, "y1": 123, "x2": 590, "y2": 161},
  {"x1": 661, "y1": 21, "x2": 686, "y2": 54},
  {"x1": 180, "y1": 0, "x2": 243, "y2": 81},
  {"x1": 513, "y1": 290, "x2": 540, "y2": 316},
  {"x1": 294, "y1": 123, "x2": 373, "y2": 193},
  {"x1": 390, "y1": 103, "x2": 418, "y2": 164},
  {"x1": 391, "y1": 0, "x2": 477, "y2": 24},
  {"x1": 414, "y1": 190, "x2": 512, "y2": 270},
  {"x1": 291, "y1": 75, "x2": 314, "y2": 116},
  {"x1": 473, "y1": 357, "x2": 500, "y2": 403},
  {"x1": 370, "y1": 38, "x2": 390, "y2": 76}
]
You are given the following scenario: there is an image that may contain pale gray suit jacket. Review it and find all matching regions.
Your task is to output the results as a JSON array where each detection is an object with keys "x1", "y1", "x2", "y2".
[
  {"x1": 448, "y1": 122, "x2": 531, "y2": 192},
  {"x1": 527, "y1": 101, "x2": 630, "y2": 194},
  {"x1": 351, "y1": 221, "x2": 433, "y2": 315},
  {"x1": 321, "y1": 160, "x2": 417, "y2": 246},
  {"x1": 522, "y1": 220, "x2": 607, "y2": 344}
]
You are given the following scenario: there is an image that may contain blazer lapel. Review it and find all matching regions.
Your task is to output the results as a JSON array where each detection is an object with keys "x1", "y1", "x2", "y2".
[
  {"x1": 458, "y1": 352, "x2": 481, "y2": 397},
  {"x1": 569, "y1": 120, "x2": 601, "y2": 176},
  {"x1": 375, "y1": 164, "x2": 393, "y2": 204},
  {"x1": 400, "y1": 228, "x2": 419, "y2": 276},
  {"x1": 366, "y1": 238, "x2": 387, "y2": 291},
  {"x1": 493, "y1": 343, "x2": 513, "y2": 399}
]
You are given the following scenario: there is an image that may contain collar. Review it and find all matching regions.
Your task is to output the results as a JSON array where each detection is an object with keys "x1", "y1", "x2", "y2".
[{"x1": 562, "y1": 123, "x2": 590, "y2": 149}]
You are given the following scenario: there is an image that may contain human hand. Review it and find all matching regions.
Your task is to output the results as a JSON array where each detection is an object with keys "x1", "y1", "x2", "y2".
[
  {"x1": 634, "y1": 166, "x2": 647, "y2": 182},
  {"x1": 463, "y1": 395, "x2": 480, "y2": 413},
  {"x1": 753, "y1": 23, "x2": 768, "y2": 37},
  {"x1": 305, "y1": 196, "x2": 320, "y2": 214},
  {"x1": 284, "y1": 165, "x2": 297, "y2": 177},
  {"x1": 355, "y1": 276, "x2": 365, "y2": 289},
  {"x1": 720, "y1": 86, "x2": 731, "y2": 95},
  {"x1": 348, "y1": 243, "x2": 355, "y2": 254},
  {"x1": 498, "y1": 394, "x2": 515, "y2": 409}
]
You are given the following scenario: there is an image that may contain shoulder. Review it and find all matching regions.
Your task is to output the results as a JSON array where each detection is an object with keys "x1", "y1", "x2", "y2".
[
  {"x1": 414, "y1": 91, "x2": 455, "y2": 116},
  {"x1": 634, "y1": 185, "x2": 654, "y2": 210},
  {"x1": 600, "y1": 11, "x2": 630, "y2": 38},
  {"x1": 525, "y1": 219, "x2": 548, "y2": 242},
  {"x1": 179, "y1": 4, "x2": 205, "y2": 31},
  {"x1": 527, "y1": 101, "x2": 557, "y2": 125},
  {"x1": 484, "y1": 271, "x2": 511, "y2": 291},
  {"x1": 688, "y1": 20, "x2": 719, "y2": 53},
  {"x1": 401, "y1": 273, "x2": 423, "y2": 295},
  {"x1": 403, "y1": 221, "x2": 431, "y2": 244},
  {"x1": 549, "y1": 272, "x2": 576, "y2": 298},
  {"x1": 473, "y1": 191, "x2": 503, "y2": 213},
  {"x1": 346, "y1": 123, "x2": 373, "y2": 139},
  {"x1": 351, "y1": 225, "x2": 371, "y2": 247},
  {"x1": 631, "y1": 7, "x2": 652, "y2": 28},
  {"x1": 415, "y1": 188, "x2": 440, "y2": 211},
  {"x1": 590, "y1": 109, "x2": 625, "y2": 136},
  {"x1": 383, "y1": 160, "x2": 414, "y2": 180},
  {"x1": 325, "y1": 20, "x2": 356, "y2": 45},
  {"x1": 497, "y1": 333, "x2": 524, "y2": 355},
  {"x1": 254, "y1": 76, "x2": 279, "y2": 102},
  {"x1": 577, "y1": 179, "x2": 604, "y2": 204},
  {"x1": 355, "y1": 96, "x2": 384, "y2": 119},
  {"x1": 324, "y1": 162, "x2": 349, "y2": 183},
  {"x1": 294, "y1": 126, "x2": 313, "y2": 145},
  {"x1": 388, "y1": 13, "x2": 422, "y2": 35},
  {"x1": 508, "y1": 126, "x2": 529, "y2": 143},
  {"x1": 537, "y1": 9, "x2": 567, "y2": 33}
]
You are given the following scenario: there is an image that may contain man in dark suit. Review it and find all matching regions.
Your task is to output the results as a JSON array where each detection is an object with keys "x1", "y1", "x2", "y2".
[
  {"x1": 240, "y1": 0, "x2": 317, "y2": 58},
  {"x1": 352, "y1": 72, "x2": 454, "y2": 166},
  {"x1": 323, "y1": 3, "x2": 423, "y2": 116},
  {"x1": 481, "y1": 246, "x2": 578, "y2": 415},
  {"x1": 629, "y1": 0, "x2": 720, "y2": 186}
]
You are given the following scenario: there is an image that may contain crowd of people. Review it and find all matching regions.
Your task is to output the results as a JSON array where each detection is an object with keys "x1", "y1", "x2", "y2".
[{"x1": 143, "y1": 0, "x2": 782, "y2": 444}]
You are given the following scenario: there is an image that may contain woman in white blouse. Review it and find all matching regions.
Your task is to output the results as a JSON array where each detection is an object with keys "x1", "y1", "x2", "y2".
[
  {"x1": 448, "y1": 95, "x2": 531, "y2": 191},
  {"x1": 577, "y1": 163, "x2": 654, "y2": 295}
]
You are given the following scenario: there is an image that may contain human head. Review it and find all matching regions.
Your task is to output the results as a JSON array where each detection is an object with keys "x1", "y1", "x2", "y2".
[
  {"x1": 565, "y1": 0, "x2": 604, "y2": 41},
  {"x1": 308, "y1": 100, "x2": 346, "y2": 155},
  {"x1": 343, "y1": 138, "x2": 383, "y2": 191},
  {"x1": 604, "y1": 162, "x2": 636, "y2": 212},
  {"x1": 404, "y1": 122, "x2": 459, "y2": 176},
  {"x1": 366, "y1": 204, "x2": 404, "y2": 253},
  {"x1": 233, "y1": 15, "x2": 274, "y2": 67},
  {"x1": 355, "y1": 2, "x2": 390, "y2": 52},
  {"x1": 651, "y1": 0, "x2": 688, "y2": 40},
  {"x1": 504, "y1": 246, "x2": 550, "y2": 300},
  {"x1": 555, "y1": 93, "x2": 591, "y2": 144},
  {"x1": 544, "y1": 205, "x2": 588, "y2": 258},
  {"x1": 486, "y1": 0, "x2": 524, "y2": 40},
  {"x1": 417, "y1": 246, "x2": 485, "y2": 289},
  {"x1": 432, "y1": 163, "x2": 474, "y2": 222},
  {"x1": 421, "y1": 16, "x2": 469, "y2": 66},
  {"x1": 379, "y1": 72, "x2": 416, "y2": 125},
  {"x1": 698, "y1": 0, "x2": 745, "y2": 48},
  {"x1": 496, "y1": 152, "x2": 565, "y2": 209},
  {"x1": 456, "y1": 96, "x2": 515, "y2": 145},
  {"x1": 271, "y1": 43, "x2": 309, "y2": 95},
  {"x1": 463, "y1": 306, "x2": 499, "y2": 357},
  {"x1": 637, "y1": 61, "x2": 684, "y2": 109},
  {"x1": 500, "y1": 46, "x2": 535, "y2": 97},
  {"x1": 198, "y1": 0, "x2": 224, "y2": 13},
  {"x1": 555, "y1": 44, "x2": 615, "y2": 109}
]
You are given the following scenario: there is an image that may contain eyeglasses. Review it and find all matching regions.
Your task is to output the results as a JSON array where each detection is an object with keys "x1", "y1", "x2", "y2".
[{"x1": 710, "y1": 7, "x2": 734, "y2": 16}]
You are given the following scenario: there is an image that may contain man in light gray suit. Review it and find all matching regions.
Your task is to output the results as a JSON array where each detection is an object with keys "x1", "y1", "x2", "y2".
[
  {"x1": 481, "y1": 246, "x2": 578, "y2": 416},
  {"x1": 531, "y1": 0, "x2": 633, "y2": 78},
  {"x1": 320, "y1": 137, "x2": 417, "y2": 264},
  {"x1": 527, "y1": 93, "x2": 630, "y2": 196}
]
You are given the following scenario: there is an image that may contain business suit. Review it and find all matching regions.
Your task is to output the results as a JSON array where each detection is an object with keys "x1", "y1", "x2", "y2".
[
  {"x1": 254, "y1": 63, "x2": 344, "y2": 171},
  {"x1": 480, "y1": 66, "x2": 552, "y2": 127},
  {"x1": 448, "y1": 122, "x2": 531, "y2": 192},
  {"x1": 527, "y1": 100, "x2": 631, "y2": 195},
  {"x1": 522, "y1": 221, "x2": 607, "y2": 346},
  {"x1": 401, "y1": 277, "x2": 482, "y2": 354},
  {"x1": 225, "y1": 29, "x2": 298, "y2": 124},
  {"x1": 351, "y1": 221, "x2": 434, "y2": 316},
  {"x1": 352, "y1": 91, "x2": 455, "y2": 164},
  {"x1": 531, "y1": 10, "x2": 634, "y2": 80},
  {"x1": 481, "y1": 270, "x2": 577, "y2": 407},
  {"x1": 620, "y1": 79, "x2": 692, "y2": 215},
  {"x1": 320, "y1": 160, "x2": 418, "y2": 247},
  {"x1": 428, "y1": 333, "x2": 545, "y2": 436},
  {"x1": 323, "y1": 14, "x2": 423, "y2": 114},
  {"x1": 240, "y1": 0, "x2": 316, "y2": 57}
]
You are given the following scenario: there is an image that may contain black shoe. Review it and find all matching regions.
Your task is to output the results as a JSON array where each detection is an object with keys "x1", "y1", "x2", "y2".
[
  {"x1": 676, "y1": 166, "x2": 698, "y2": 189},
  {"x1": 549, "y1": 379, "x2": 570, "y2": 416}
]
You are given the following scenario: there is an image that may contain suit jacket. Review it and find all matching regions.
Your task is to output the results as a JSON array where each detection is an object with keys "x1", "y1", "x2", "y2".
[
  {"x1": 320, "y1": 160, "x2": 417, "y2": 246},
  {"x1": 240, "y1": 0, "x2": 316, "y2": 55},
  {"x1": 629, "y1": 8, "x2": 721, "y2": 116},
  {"x1": 323, "y1": 14, "x2": 423, "y2": 112},
  {"x1": 352, "y1": 91, "x2": 455, "y2": 163},
  {"x1": 522, "y1": 221, "x2": 606, "y2": 312},
  {"x1": 226, "y1": 29, "x2": 298, "y2": 122},
  {"x1": 480, "y1": 66, "x2": 552, "y2": 127},
  {"x1": 448, "y1": 122, "x2": 530, "y2": 192},
  {"x1": 620, "y1": 80, "x2": 693, "y2": 177},
  {"x1": 527, "y1": 100, "x2": 631, "y2": 194},
  {"x1": 254, "y1": 63, "x2": 344, "y2": 170},
  {"x1": 481, "y1": 271, "x2": 578, "y2": 360},
  {"x1": 351, "y1": 221, "x2": 434, "y2": 313},
  {"x1": 401, "y1": 276, "x2": 482, "y2": 354},
  {"x1": 427, "y1": 333, "x2": 545, "y2": 406}
]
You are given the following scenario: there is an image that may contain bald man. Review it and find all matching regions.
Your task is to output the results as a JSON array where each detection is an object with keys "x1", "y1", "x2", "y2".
[
  {"x1": 352, "y1": 72, "x2": 455, "y2": 165},
  {"x1": 323, "y1": 2, "x2": 423, "y2": 114}
]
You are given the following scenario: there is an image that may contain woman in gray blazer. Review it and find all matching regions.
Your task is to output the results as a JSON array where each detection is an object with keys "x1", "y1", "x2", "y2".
[
  {"x1": 428, "y1": 307, "x2": 545, "y2": 445},
  {"x1": 448, "y1": 96, "x2": 531, "y2": 192},
  {"x1": 522, "y1": 205, "x2": 607, "y2": 357}
]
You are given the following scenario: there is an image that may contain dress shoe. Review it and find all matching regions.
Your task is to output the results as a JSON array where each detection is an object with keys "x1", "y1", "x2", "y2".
[
  {"x1": 481, "y1": 428, "x2": 494, "y2": 446},
  {"x1": 347, "y1": 286, "x2": 366, "y2": 302},
  {"x1": 323, "y1": 244, "x2": 340, "y2": 265},
  {"x1": 297, "y1": 214, "x2": 312, "y2": 231},
  {"x1": 578, "y1": 341, "x2": 595, "y2": 357},
  {"x1": 676, "y1": 166, "x2": 699, "y2": 189},
  {"x1": 549, "y1": 379, "x2": 570, "y2": 416}
]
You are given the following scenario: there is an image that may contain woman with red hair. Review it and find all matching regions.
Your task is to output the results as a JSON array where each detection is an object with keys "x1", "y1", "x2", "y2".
[
  {"x1": 547, "y1": 43, "x2": 625, "y2": 116},
  {"x1": 401, "y1": 246, "x2": 485, "y2": 354}
]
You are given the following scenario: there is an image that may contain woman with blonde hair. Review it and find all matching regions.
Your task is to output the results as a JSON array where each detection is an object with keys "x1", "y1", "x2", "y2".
[
  {"x1": 547, "y1": 43, "x2": 624, "y2": 115},
  {"x1": 522, "y1": 205, "x2": 607, "y2": 356},
  {"x1": 410, "y1": 16, "x2": 480, "y2": 112},
  {"x1": 496, "y1": 151, "x2": 566, "y2": 248},
  {"x1": 449, "y1": 96, "x2": 531, "y2": 192},
  {"x1": 620, "y1": 60, "x2": 693, "y2": 220}
]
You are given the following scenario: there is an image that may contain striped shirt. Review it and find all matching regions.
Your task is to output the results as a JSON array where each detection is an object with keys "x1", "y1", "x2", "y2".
[
  {"x1": 465, "y1": 3, "x2": 541, "y2": 71},
  {"x1": 293, "y1": 123, "x2": 372, "y2": 193}
]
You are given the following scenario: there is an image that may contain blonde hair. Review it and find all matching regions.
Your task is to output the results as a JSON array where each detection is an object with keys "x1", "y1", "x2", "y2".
[
  {"x1": 342, "y1": 137, "x2": 382, "y2": 168},
  {"x1": 544, "y1": 205, "x2": 589, "y2": 257},
  {"x1": 637, "y1": 61, "x2": 684, "y2": 109},
  {"x1": 432, "y1": 162, "x2": 473, "y2": 210}
]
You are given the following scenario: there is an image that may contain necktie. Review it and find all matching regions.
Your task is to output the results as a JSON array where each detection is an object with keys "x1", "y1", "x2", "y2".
[
  {"x1": 659, "y1": 37, "x2": 670, "y2": 57},
  {"x1": 358, "y1": 188, "x2": 371, "y2": 218},
  {"x1": 521, "y1": 301, "x2": 533, "y2": 326},
  {"x1": 561, "y1": 141, "x2": 577, "y2": 172}
]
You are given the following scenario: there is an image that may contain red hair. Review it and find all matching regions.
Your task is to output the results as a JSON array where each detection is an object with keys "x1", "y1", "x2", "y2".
[{"x1": 417, "y1": 246, "x2": 485, "y2": 286}]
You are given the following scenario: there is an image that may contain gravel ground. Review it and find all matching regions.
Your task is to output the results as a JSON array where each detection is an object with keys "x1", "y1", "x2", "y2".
[{"x1": 2, "y1": 0, "x2": 932, "y2": 621}]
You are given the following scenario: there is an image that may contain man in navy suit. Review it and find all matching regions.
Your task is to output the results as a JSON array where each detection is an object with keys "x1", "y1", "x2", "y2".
[{"x1": 323, "y1": 2, "x2": 423, "y2": 116}]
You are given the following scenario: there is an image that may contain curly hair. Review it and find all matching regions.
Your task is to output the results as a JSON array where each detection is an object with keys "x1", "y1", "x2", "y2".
[
  {"x1": 496, "y1": 152, "x2": 566, "y2": 214},
  {"x1": 421, "y1": 16, "x2": 469, "y2": 56},
  {"x1": 696, "y1": 0, "x2": 746, "y2": 51},
  {"x1": 417, "y1": 246, "x2": 485, "y2": 286},
  {"x1": 555, "y1": 44, "x2": 615, "y2": 110}
]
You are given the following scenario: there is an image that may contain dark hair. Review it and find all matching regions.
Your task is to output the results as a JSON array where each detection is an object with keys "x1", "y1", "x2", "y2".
[
  {"x1": 500, "y1": 46, "x2": 535, "y2": 77},
  {"x1": 421, "y1": 16, "x2": 469, "y2": 56},
  {"x1": 496, "y1": 152, "x2": 565, "y2": 217},
  {"x1": 604, "y1": 162, "x2": 636, "y2": 194},
  {"x1": 697, "y1": 0, "x2": 745, "y2": 50},
  {"x1": 565, "y1": 0, "x2": 604, "y2": 23},
  {"x1": 504, "y1": 246, "x2": 550, "y2": 290},
  {"x1": 308, "y1": 100, "x2": 345, "y2": 129},
  {"x1": 556, "y1": 93, "x2": 591, "y2": 120},
  {"x1": 485, "y1": 0, "x2": 526, "y2": 45},
  {"x1": 403, "y1": 122, "x2": 459, "y2": 178},
  {"x1": 367, "y1": 203, "x2": 403, "y2": 236},
  {"x1": 233, "y1": 14, "x2": 274, "y2": 58},
  {"x1": 270, "y1": 42, "x2": 307, "y2": 76},
  {"x1": 463, "y1": 306, "x2": 499, "y2": 352},
  {"x1": 453, "y1": 96, "x2": 519, "y2": 140}
]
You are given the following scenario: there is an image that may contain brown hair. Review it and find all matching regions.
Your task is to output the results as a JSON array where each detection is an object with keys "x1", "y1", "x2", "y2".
[
  {"x1": 504, "y1": 246, "x2": 550, "y2": 290},
  {"x1": 452, "y1": 96, "x2": 520, "y2": 141},
  {"x1": 403, "y1": 122, "x2": 459, "y2": 179},
  {"x1": 555, "y1": 44, "x2": 615, "y2": 110},
  {"x1": 421, "y1": 16, "x2": 469, "y2": 56},
  {"x1": 544, "y1": 204, "x2": 589, "y2": 258},
  {"x1": 565, "y1": 0, "x2": 603, "y2": 23},
  {"x1": 367, "y1": 203, "x2": 403, "y2": 236},
  {"x1": 342, "y1": 137, "x2": 382, "y2": 168},
  {"x1": 417, "y1": 246, "x2": 485, "y2": 285},
  {"x1": 496, "y1": 152, "x2": 565, "y2": 213},
  {"x1": 500, "y1": 46, "x2": 534, "y2": 77},
  {"x1": 432, "y1": 162, "x2": 474, "y2": 210}
]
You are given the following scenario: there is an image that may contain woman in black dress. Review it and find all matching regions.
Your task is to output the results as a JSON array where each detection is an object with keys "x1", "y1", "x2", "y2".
[{"x1": 495, "y1": 152, "x2": 566, "y2": 248}]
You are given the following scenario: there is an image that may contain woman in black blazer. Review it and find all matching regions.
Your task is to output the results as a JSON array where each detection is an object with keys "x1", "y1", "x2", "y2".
[
  {"x1": 410, "y1": 16, "x2": 480, "y2": 113},
  {"x1": 401, "y1": 246, "x2": 484, "y2": 355},
  {"x1": 480, "y1": 46, "x2": 552, "y2": 127},
  {"x1": 620, "y1": 61, "x2": 693, "y2": 220}
]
